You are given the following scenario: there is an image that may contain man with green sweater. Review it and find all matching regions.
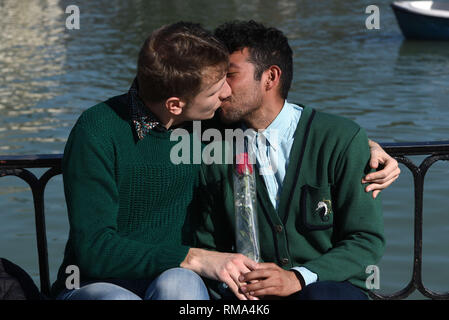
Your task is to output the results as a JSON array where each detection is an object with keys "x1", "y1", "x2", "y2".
[
  {"x1": 51, "y1": 22, "x2": 237, "y2": 300},
  {"x1": 190, "y1": 21, "x2": 390, "y2": 300}
]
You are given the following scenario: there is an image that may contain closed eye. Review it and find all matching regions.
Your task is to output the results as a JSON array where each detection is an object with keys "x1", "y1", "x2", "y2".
[{"x1": 207, "y1": 79, "x2": 226, "y2": 96}]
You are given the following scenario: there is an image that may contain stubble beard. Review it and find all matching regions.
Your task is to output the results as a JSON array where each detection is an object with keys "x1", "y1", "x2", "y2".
[{"x1": 219, "y1": 93, "x2": 262, "y2": 125}]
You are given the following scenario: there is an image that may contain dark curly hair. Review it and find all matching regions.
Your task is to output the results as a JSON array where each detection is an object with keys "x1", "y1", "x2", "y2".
[{"x1": 214, "y1": 20, "x2": 293, "y2": 100}]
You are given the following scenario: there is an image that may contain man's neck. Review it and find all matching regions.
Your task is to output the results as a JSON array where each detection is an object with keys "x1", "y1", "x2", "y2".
[{"x1": 244, "y1": 97, "x2": 285, "y2": 131}]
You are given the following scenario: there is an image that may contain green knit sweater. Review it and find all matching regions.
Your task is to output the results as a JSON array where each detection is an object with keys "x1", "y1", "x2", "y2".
[{"x1": 51, "y1": 94, "x2": 197, "y2": 297}]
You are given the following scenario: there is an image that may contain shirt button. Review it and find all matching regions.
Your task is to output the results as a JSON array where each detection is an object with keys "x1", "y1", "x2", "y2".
[
  {"x1": 281, "y1": 258, "x2": 289, "y2": 266},
  {"x1": 275, "y1": 225, "x2": 283, "y2": 233}
]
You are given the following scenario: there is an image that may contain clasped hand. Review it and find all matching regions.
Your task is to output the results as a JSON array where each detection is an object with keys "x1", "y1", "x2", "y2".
[{"x1": 210, "y1": 254, "x2": 301, "y2": 300}]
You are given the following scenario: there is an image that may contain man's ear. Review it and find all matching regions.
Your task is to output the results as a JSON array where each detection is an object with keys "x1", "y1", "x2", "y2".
[
  {"x1": 165, "y1": 97, "x2": 186, "y2": 116},
  {"x1": 263, "y1": 65, "x2": 282, "y2": 92}
]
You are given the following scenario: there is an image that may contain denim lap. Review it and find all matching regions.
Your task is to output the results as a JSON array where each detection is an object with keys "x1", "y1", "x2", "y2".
[
  {"x1": 57, "y1": 282, "x2": 141, "y2": 300},
  {"x1": 145, "y1": 268, "x2": 209, "y2": 300},
  {"x1": 57, "y1": 267, "x2": 209, "y2": 300}
]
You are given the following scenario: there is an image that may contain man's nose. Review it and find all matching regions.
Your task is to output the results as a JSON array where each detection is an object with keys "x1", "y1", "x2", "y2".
[{"x1": 219, "y1": 80, "x2": 232, "y2": 100}]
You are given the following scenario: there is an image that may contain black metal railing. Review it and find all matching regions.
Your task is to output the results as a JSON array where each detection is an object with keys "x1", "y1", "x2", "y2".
[
  {"x1": 0, "y1": 154, "x2": 62, "y2": 297},
  {"x1": 369, "y1": 141, "x2": 449, "y2": 300},
  {"x1": 1, "y1": 141, "x2": 449, "y2": 299}
]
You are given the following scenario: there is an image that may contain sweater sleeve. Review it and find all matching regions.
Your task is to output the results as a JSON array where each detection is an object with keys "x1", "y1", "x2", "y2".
[
  {"x1": 62, "y1": 122, "x2": 189, "y2": 280},
  {"x1": 301, "y1": 127, "x2": 385, "y2": 284}
]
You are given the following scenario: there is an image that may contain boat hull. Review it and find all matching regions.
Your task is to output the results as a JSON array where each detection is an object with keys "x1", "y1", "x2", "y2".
[{"x1": 391, "y1": 3, "x2": 449, "y2": 40}]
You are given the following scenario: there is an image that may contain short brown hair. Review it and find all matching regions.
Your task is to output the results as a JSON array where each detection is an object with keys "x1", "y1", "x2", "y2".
[{"x1": 137, "y1": 22, "x2": 229, "y2": 104}]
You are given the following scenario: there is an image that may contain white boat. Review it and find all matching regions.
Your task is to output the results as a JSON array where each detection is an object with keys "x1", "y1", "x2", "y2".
[{"x1": 391, "y1": 1, "x2": 449, "y2": 40}]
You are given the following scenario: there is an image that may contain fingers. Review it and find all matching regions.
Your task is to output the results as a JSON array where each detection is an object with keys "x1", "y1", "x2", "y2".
[
  {"x1": 221, "y1": 254, "x2": 259, "y2": 300},
  {"x1": 368, "y1": 139, "x2": 379, "y2": 149},
  {"x1": 229, "y1": 267, "x2": 252, "y2": 299},
  {"x1": 365, "y1": 180, "x2": 396, "y2": 194},
  {"x1": 240, "y1": 275, "x2": 274, "y2": 292},
  {"x1": 238, "y1": 264, "x2": 277, "y2": 283},
  {"x1": 239, "y1": 264, "x2": 288, "y2": 297},
  {"x1": 365, "y1": 156, "x2": 399, "y2": 179},
  {"x1": 364, "y1": 170, "x2": 400, "y2": 189},
  {"x1": 240, "y1": 255, "x2": 258, "y2": 271},
  {"x1": 365, "y1": 168, "x2": 400, "y2": 189},
  {"x1": 242, "y1": 284, "x2": 276, "y2": 297},
  {"x1": 367, "y1": 142, "x2": 400, "y2": 183},
  {"x1": 239, "y1": 270, "x2": 274, "y2": 297},
  {"x1": 223, "y1": 265, "x2": 251, "y2": 300},
  {"x1": 370, "y1": 158, "x2": 379, "y2": 170},
  {"x1": 365, "y1": 170, "x2": 399, "y2": 199},
  {"x1": 364, "y1": 165, "x2": 400, "y2": 183},
  {"x1": 239, "y1": 269, "x2": 269, "y2": 282},
  {"x1": 364, "y1": 169, "x2": 389, "y2": 182},
  {"x1": 253, "y1": 262, "x2": 277, "y2": 270},
  {"x1": 363, "y1": 154, "x2": 400, "y2": 195},
  {"x1": 231, "y1": 254, "x2": 259, "y2": 299},
  {"x1": 368, "y1": 140, "x2": 381, "y2": 170},
  {"x1": 238, "y1": 264, "x2": 302, "y2": 297},
  {"x1": 221, "y1": 274, "x2": 248, "y2": 300}
]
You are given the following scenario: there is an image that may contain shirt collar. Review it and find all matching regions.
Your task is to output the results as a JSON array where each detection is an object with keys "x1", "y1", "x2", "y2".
[
  {"x1": 128, "y1": 78, "x2": 168, "y2": 140},
  {"x1": 242, "y1": 100, "x2": 295, "y2": 151}
]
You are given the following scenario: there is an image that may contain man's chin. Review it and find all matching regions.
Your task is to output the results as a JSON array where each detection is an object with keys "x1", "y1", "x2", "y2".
[
  {"x1": 197, "y1": 108, "x2": 220, "y2": 121},
  {"x1": 218, "y1": 108, "x2": 239, "y2": 124}
]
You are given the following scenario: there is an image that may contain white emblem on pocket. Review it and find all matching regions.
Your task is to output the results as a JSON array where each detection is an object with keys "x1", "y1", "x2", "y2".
[{"x1": 316, "y1": 201, "x2": 329, "y2": 216}]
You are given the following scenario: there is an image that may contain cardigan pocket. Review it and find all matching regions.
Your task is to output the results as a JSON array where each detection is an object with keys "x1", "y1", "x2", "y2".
[{"x1": 300, "y1": 184, "x2": 334, "y2": 231}]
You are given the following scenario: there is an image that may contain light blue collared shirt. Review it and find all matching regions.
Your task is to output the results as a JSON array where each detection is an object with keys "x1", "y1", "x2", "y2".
[{"x1": 243, "y1": 100, "x2": 318, "y2": 287}]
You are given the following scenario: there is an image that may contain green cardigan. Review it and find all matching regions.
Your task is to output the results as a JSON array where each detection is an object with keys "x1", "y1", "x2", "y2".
[{"x1": 193, "y1": 106, "x2": 385, "y2": 295}]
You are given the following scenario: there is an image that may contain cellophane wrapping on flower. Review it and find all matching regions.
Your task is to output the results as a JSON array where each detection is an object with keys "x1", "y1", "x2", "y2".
[{"x1": 233, "y1": 154, "x2": 260, "y2": 262}]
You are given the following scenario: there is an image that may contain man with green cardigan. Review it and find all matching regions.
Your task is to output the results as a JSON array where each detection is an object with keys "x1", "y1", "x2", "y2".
[{"x1": 191, "y1": 21, "x2": 391, "y2": 300}]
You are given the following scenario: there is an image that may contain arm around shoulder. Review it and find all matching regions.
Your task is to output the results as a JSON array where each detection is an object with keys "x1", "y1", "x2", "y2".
[{"x1": 302, "y1": 127, "x2": 385, "y2": 285}]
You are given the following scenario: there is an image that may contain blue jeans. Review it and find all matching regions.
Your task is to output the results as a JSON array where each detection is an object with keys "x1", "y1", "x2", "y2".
[{"x1": 56, "y1": 268, "x2": 209, "y2": 300}]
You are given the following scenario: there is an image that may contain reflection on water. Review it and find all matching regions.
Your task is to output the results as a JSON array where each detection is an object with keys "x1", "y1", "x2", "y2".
[
  {"x1": 398, "y1": 40, "x2": 449, "y2": 58},
  {"x1": 0, "y1": 0, "x2": 448, "y2": 298},
  {"x1": 0, "y1": 0, "x2": 67, "y2": 108},
  {"x1": 0, "y1": 0, "x2": 67, "y2": 153}
]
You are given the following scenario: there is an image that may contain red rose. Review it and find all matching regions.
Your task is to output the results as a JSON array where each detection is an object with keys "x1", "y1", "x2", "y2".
[{"x1": 235, "y1": 152, "x2": 253, "y2": 175}]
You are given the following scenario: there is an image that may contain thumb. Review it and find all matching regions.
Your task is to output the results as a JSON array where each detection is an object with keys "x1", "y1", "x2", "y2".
[{"x1": 370, "y1": 158, "x2": 379, "y2": 169}]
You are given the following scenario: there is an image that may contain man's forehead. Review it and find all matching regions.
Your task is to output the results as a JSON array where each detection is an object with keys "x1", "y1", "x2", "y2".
[
  {"x1": 229, "y1": 62, "x2": 241, "y2": 69},
  {"x1": 229, "y1": 48, "x2": 252, "y2": 67}
]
